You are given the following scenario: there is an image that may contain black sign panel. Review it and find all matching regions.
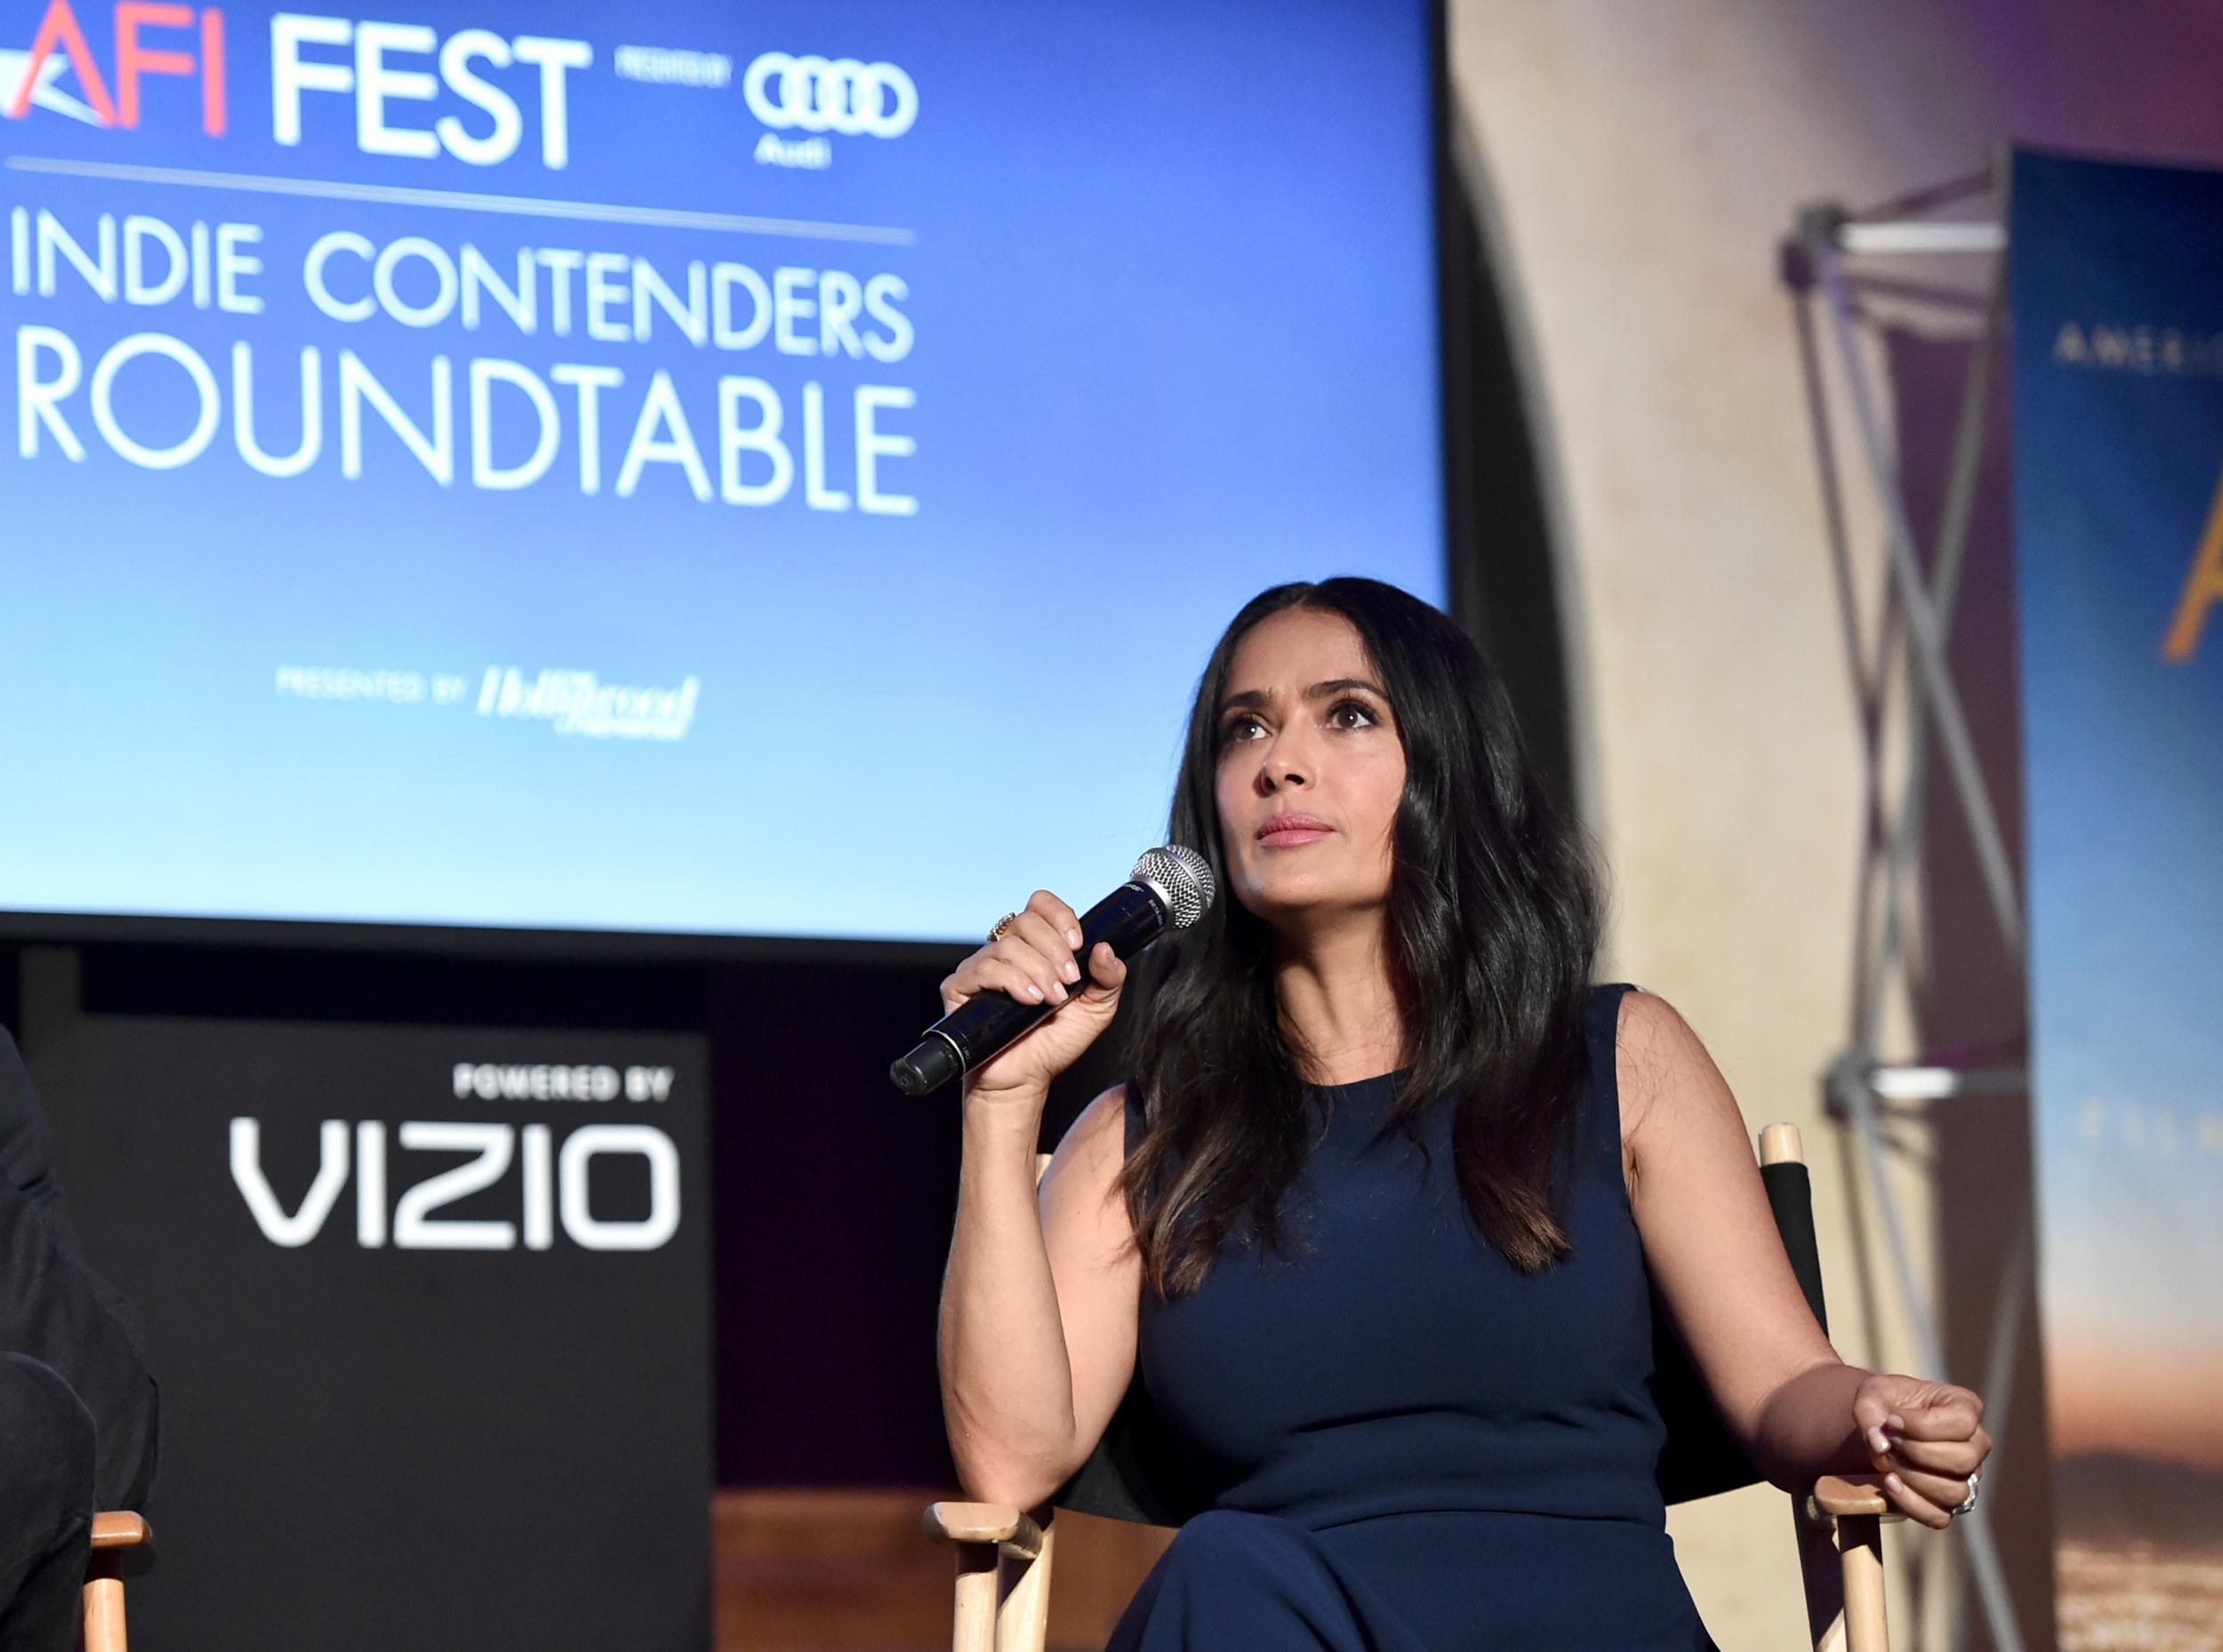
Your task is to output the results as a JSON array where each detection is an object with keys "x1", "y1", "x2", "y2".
[{"x1": 36, "y1": 1015, "x2": 710, "y2": 1652}]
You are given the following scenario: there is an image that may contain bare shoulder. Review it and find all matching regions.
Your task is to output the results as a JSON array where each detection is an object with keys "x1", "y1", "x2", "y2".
[
  {"x1": 1039, "y1": 1084, "x2": 1141, "y2": 1287},
  {"x1": 1039, "y1": 1084, "x2": 1133, "y2": 1205},
  {"x1": 1613, "y1": 989, "x2": 1738, "y2": 1149},
  {"x1": 1063, "y1": 1081, "x2": 1132, "y2": 1158}
]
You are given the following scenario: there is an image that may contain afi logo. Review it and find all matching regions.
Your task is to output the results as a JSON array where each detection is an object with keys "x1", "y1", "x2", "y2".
[{"x1": 1, "y1": 0, "x2": 227, "y2": 133}]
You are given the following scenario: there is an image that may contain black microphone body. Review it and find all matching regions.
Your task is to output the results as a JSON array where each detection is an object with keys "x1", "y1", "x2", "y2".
[{"x1": 888, "y1": 879, "x2": 1170, "y2": 1096}]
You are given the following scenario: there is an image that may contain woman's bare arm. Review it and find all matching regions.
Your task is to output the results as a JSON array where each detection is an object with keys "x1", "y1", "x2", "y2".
[
  {"x1": 1619, "y1": 990, "x2": 1988, "y2": 1524},
  {"x1": 936, "y1": 1081, "x2": 1142, "y2": 1508}
]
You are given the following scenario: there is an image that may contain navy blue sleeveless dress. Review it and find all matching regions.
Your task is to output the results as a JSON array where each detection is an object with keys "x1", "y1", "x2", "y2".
[{"x1": 1105, "y1": 982, "x2": 1717, "y2": 1651}]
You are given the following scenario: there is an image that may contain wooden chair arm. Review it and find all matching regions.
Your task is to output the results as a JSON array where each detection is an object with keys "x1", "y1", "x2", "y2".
[
  {"x1": 91, "y1": 1512, "x2": 152, "y2": 1551},
  {"x1": 1800, "y1": 1475, "x2": 1899, "y2": 1652},
  {"x1": 927, "y1": 1502, "x2": 1057, "y2": 1652},
  {"x1": 924, "y1": 1501, "x2": 1047, "y2": 1560},
  {"x1": 1808, "y1": 1473, "x2": 1903, "y2": 1524},
  {"x1": 83, "y1": 1512, "x2": 153, "y2": 1652}
]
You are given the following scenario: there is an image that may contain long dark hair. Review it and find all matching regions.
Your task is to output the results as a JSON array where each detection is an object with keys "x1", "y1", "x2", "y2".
[{"x1": 1118, "y1": 577, "x2": 1604, "y2": 1296}]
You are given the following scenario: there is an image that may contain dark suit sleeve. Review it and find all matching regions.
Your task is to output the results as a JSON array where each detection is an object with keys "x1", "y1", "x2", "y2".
[{"x1": 0, "y1": 1029, "x2": 160, "y2": 1512}]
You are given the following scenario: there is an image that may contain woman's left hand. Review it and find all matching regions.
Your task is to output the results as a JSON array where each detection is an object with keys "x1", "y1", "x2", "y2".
[{"x1": 1851, "y1": 1373, "x2": 1991, "y2": 1529}]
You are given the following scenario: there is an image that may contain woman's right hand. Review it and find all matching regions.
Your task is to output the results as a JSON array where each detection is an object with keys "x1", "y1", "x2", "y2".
[{"x1": 941, "y1": 889, "x2": 1129, "y2": 1109}]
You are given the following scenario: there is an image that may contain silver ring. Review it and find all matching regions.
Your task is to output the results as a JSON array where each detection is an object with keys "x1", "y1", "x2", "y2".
[{"x1": 1951, "y1": 1468, "x2": 1980, "y2": 1517}]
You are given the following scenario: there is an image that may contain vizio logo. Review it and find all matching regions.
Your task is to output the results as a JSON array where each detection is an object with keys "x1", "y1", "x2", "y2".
[
  {"x1": 230, "y1": 1119, "x2": 680, "y2": 1252},
  {"x1": 742, "y1": 52, "x2": 914, "y2": 138}
]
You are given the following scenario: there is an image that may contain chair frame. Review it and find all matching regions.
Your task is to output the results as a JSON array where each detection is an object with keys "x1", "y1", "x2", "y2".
[
  {"x1": 925, "y1": 1123, "x2": 1904, "y2": 1652},
  {"x1": 83, "y1": 1511, "x2": 152, "y2": 1652}
]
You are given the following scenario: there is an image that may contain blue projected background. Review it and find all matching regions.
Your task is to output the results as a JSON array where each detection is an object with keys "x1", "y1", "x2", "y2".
[{"x1": 0, "y1": 0, "x2": 1445, "y2": 942}]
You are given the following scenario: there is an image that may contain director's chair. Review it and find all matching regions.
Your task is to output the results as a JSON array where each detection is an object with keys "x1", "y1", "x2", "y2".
[{"x1": 926, "y1": 1123, "x2": 1904, "y2": 1652}]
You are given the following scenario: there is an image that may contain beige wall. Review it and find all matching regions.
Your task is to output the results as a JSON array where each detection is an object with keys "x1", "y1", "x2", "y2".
[{"x1": 1446, "y1": 3, "x2": 2223, "y2": 1647}]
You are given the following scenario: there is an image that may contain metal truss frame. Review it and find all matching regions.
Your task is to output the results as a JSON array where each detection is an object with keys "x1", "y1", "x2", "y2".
[{"x1": 1780, "y1": 153, "x2": 2034, "y2": 1652}]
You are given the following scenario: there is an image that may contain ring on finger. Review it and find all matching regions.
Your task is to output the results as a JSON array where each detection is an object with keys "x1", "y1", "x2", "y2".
[
  {"x1": 988, "y1": 911, "x2": 1017, "y2": 942},
  {"x1": 1951, "y1": 1469, "x2": 1980, "y2": 1518}
]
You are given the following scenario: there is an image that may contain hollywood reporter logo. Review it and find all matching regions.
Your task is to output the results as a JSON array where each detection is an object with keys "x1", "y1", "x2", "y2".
[
  {"x1": 742, "y1": 51, "x2": 914, "y2": 138},
  {"x1": 230, "y1": 1063, "x2": 684, "y2": 1254}
]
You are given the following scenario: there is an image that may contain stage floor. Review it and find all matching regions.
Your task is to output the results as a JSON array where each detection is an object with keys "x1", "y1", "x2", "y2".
[{"x1": 716, "y1": 1488, "x2": 1171, "y2": 1652}]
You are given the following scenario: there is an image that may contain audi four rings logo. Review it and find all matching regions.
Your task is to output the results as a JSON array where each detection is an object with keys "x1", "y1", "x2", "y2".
[{"x1": 743, "y1": 52, "x2": 918, "y2": 138}]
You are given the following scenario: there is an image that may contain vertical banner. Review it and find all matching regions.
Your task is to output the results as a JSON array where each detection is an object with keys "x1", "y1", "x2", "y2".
[
  {"x1": 2011, "y1": 147, "x2": 2223, "y2": 1646},
  {"x1": 37, "y1": 1017, "x2": 711, "y2": 1652}
]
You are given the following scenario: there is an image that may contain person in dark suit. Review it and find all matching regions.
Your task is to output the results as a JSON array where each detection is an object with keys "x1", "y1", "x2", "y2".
[{"x1": 0, "y1": 1027, "x2": 159, "y2": 1652}]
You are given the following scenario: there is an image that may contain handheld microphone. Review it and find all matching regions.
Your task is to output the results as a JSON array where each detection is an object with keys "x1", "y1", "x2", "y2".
[{"x1": 888, "y1": 846, "x2": 1215, "y2": 1096}]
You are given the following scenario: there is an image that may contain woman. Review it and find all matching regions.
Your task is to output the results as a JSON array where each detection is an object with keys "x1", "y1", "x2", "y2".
[{"x1": 936, "y1": 577, "x2": 1988, "y2": 1650}]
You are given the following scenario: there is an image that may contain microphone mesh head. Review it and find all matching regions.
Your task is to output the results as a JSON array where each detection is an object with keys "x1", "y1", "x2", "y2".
[{"x1": 1131, "y1": 845, "x2": 1215, "y2": 930}]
